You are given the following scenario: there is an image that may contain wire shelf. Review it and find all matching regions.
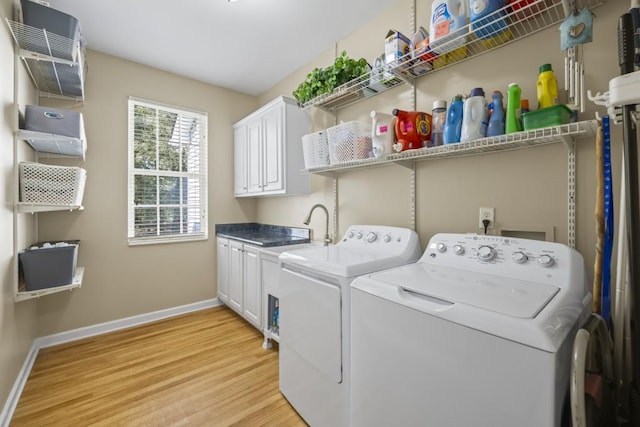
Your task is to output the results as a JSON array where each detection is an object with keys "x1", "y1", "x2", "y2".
[
  {"x1": 6, "y1": 19, "x2": 86, "y2": 101},
  {"x1": 301, "y1": 0, "x2": 606, "y2": 112},
  {"x1": 306, "y1": 120, "x2": 597, "y2": 175},
  {"x1": 15, "y1": 266, "x2": 84, "y2": 302}
]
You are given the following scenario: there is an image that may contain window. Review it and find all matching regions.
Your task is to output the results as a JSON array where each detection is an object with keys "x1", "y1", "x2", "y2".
[{"x1": 127, "y1": 98, "x2": 207, "y2": 244}]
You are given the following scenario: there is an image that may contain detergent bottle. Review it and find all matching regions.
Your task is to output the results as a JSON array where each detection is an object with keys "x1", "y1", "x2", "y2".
[
  {"x1": 370, "y1": 110, "x2": 396, "y2": 158},
  {"x1": 486, "y1": 91, "x2": 505, "y2": 137},
  {"x1": 461, "y1": 87, "x2": 487, "y2": 142},
  {"x1": 506, "y1": 83, "x2": 522, "y2": 133},
  {"x1": 443, "y1": 95, "x2": 464, "y2": 144},
  {"x1": 470, "y1": 0, "x2": 509, "y2": 40},
  {"x1": 392, "y1": 109, "x2": 432, "y2": 152},
  {"x1": 536, "y1": 63, "x2": 559, "y2": 109},
  {"x1": 429, "y1": 0, "x2": 468, "y2": 55}
]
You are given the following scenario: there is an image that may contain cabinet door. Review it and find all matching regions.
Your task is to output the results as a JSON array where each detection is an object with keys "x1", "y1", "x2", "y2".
[
  {"x1": 228, "y1": 240, "x2": 244, "y2": 313},
  {"x1": 243, "y1": 245, "x2": 262, "y2": 328},
  {"x1": 233, "y1": 125, "x2": 247, "y2": 196},
  {"x1": 262, "y1": 106, "x2": 283, "y2": 192},
  {"x1": 246, "y1": 118, "x2": 263, "y2": 194},
  {"x1": 216, "y1": 238, "x2": 230, "y2": 303}
]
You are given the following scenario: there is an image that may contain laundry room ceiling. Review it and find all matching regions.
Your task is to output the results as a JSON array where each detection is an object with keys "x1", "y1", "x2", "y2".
[{"x1": 44, "y1": 0, "x2": 400, "y2": 96}]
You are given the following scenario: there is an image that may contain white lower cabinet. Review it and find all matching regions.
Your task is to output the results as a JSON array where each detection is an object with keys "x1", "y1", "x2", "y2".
[
  {"x1": 242, "y1": 245, "x2": 261, "y2": 328},
  {"x1": 217, "y1": 238, "x2": 262, "y2": 330},
  {"x1": 216, "y1": 238, "x2": 230, "y2": 304}
]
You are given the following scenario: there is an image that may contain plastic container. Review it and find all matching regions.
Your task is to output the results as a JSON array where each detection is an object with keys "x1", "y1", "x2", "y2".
[
  {"x1": 487, "y1": 91, "x2": 505, "y2": 137},
  {"x1": 443, "y1": 95, "x2": 464, "y2": 144},
  {"x1": 506, "y1": 83, "x2": 523, "y2": 133},
  {"x1": 371, "y1": 110, "x2": 396, "y2": 158},
  {"x1": 470, "y1": 0, "x2": 508, "y2": 40},
  {"x1": 431, "y1": 100, "x2": 447, "y2": 147},
  {"x1": 429, "y1": 0, "x2": 468, "y2": 55},
  {"x1": 302, "y1": 131, "x2": 330, "y2": 169},
  {"x1": 461, "y1": 88, "x2": 488, "y2": 142},
  {"x1": 326, "y1": 121, "x2": 372, "y2": 164},
  {"x1": 24, "y1": 105, "x2": 85, "y2": 139},
  {"x1": 19, "y1": 241, "x2": 79, "y2": 291},
  {"x1": 522, "y1": 104, "x2": 572, "y2": 131},
  {"x1": 536, "y1": 63, "x2": 559, "y2": 109},
  {"x1": 20, "y1": 0, "x2": 82, "y2": 60},
  {"x1": 19, "y1": 162, "x2": 87, "y2": 206},
  {"x1": 392, "y1": 109, "x2": 432, "y2": 152}
]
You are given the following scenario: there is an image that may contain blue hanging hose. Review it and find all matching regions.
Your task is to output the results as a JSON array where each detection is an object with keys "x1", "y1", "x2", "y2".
[{"x1": 602, "y1": 116, "x2": 613, "y2": 323}]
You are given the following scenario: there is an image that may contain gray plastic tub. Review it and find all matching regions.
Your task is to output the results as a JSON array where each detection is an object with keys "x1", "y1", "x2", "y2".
[{"x1": 19, "y1": 241, "x2": 79, "y2": 291}]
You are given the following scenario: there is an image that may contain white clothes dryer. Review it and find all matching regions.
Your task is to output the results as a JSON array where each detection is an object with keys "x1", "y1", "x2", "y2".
[
  {"x1": 279, "y1": 225, "x2": 421, "y2": 427},
  {"x1": 350, "y1": 233, "x2": 592, "y2": 427}
]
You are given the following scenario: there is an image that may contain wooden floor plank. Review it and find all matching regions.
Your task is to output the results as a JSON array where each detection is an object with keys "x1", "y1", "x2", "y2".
[{"x1": 11, "y1": 306, "x2": 307, "y2": 426}]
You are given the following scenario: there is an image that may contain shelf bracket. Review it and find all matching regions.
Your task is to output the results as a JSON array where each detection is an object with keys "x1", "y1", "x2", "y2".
[{"x1": 561, "y1": 134, "x2": 576, "y2": 152}]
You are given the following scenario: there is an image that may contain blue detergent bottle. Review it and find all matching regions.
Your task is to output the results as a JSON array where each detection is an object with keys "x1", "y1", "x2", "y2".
[
  {"x1": 443, "y1": 95, "x2": 464, "y2": 144},
  {"x1": 470, "y1": 0, "x2": 508, "y2": 40},
  {"x1": 487, "y1": 91, "x2": 505, "y2": 137}
]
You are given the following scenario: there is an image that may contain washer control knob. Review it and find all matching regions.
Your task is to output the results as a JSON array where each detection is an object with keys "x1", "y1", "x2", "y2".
[
  {"x1": 383, "y1": 234, "x2": 392, "y2": 243},
  {"x1": 436, "y1": 243, "x2": 447, "y2": 253},
  {"x1": 366, "y1": 232, "x2": 377, "y2": 243},
  {"x1": 453, "y1": 245, "x2": 465, "y2": 255},
  {"x1": 347, "y1": 231, "x2": 354, "y2": 239},
  {"x1": 512, "y1": 252, "x2": 528, "y2": 264},
  {"x1": 355, "y1": 232, "x2": 363, "y2": 240},
  {"x1": 477, "y1": 245, "x2": 496, "y2": 261},
  {"x1": 538, "y1": 255, "x2": 555, "y2": 267}
]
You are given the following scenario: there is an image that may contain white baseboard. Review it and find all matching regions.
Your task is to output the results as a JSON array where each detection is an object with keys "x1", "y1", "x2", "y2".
[
  {"x1": 0, "y1": 298, "x2": 222, "y2": 426},
  {"x1": 0, "y1": 342, "x2": 39, "y2": 427},
  {"x1": 36, "y1": 298, "x2": 222, "y2": 349}
]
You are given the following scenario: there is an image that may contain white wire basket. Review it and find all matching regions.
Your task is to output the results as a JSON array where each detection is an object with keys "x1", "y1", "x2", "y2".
[
  {"x1": 327, "y1": 121, "x2": 373, "y2": 164},
  {"x1": 302, "y1": 130, "x2": 330, "y2": 169},
  {"x1": 19, "y1": 162, "x2": 87, "y2": 206}
]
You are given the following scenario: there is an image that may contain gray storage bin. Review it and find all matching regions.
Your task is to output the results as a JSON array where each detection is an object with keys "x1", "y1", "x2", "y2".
[
  {"x1": 24, "y1": 105, "x2": 85, "y2": 139},
  {"x1": 19, "y1": 241, "x2": 79, "y2": 291},
  {"x1": 21, "y1": 0, "x2": 80, "y2": 40}
]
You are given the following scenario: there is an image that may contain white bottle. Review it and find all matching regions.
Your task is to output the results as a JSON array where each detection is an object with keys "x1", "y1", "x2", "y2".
[
  {"x1": 429, "y1": 0, "x2": 469, "y2": 55},
  {"x1": 461, "y1": 88, "x2": 487, "y2": 142},
  {"x1": 371, "y1": 110, "x2": 396, "y2": 158}
]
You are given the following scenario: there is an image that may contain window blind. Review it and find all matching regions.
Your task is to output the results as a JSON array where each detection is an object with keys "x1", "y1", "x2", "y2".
[{"x1": 127, "y1": 98, "x2": 208, "y2": 244}]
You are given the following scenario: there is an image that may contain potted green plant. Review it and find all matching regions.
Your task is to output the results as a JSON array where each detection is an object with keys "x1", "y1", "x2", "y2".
[{"x1": 293, "y1": 51, "x2": 370, "y2": 106}]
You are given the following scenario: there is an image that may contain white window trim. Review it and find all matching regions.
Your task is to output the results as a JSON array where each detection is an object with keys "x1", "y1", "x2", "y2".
[{"x1": 127, "y1": 97, "x2": 208, "y2": 245}]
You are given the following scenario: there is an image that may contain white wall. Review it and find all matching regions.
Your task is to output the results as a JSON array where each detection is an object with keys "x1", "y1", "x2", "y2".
[{"x1": 257, "y1": 0, "x2": 628, "y2": 286}]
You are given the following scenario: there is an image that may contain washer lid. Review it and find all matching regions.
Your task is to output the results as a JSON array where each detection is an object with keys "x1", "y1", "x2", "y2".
[
  {"x1": 372, "y1": 263, "x2": 560, "y2": 319},
  {"x1": 280, "y1": 246, "x2": 414, "y2": 278}
]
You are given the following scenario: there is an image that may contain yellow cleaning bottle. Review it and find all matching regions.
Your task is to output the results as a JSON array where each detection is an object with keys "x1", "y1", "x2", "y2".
[{"x1": 536, "y1": 63, "x2": 559, "y2": 109}]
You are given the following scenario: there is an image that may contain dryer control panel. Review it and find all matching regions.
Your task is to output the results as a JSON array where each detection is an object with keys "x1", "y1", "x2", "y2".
[{"x1": 421, "y1": 233, "x2": 586, "y2": 289}]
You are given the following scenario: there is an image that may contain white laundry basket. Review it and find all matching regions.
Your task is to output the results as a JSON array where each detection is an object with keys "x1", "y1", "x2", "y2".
[
  {"x1": 302, "y1": 130, "x2": 330, "y2": 169},
  {"x1": 327, "y1": 121, "x2": 372, "y2": 164},
  {"x1": 19, "y1": 162, "x2": 87, "y2": 206}
]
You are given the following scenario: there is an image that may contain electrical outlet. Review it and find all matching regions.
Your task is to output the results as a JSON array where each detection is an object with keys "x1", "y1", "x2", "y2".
[{"x1": 479, "y1": 207, "x2": 495, "y2": 229}]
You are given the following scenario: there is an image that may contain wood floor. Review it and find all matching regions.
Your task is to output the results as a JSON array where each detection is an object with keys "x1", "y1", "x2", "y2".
[{"x1": 11, "y1": 306, "x2": 307, "y2": 426}]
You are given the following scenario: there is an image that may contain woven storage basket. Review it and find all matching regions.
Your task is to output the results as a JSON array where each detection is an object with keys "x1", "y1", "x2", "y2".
[
  {"x1": 19, "y1": 162, "x2": 87, "y2": 206},
  {"x1": 302, "y1": 130, "x2": 330, "y2": 169},
  {"x1": 327, "y1": 121, "x2": 372, "y2": 164}
]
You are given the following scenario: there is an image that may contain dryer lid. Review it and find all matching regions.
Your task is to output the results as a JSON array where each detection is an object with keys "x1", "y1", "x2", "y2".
[{"x1": 372, "y1": 263, "x2": 560, "y2": 319}]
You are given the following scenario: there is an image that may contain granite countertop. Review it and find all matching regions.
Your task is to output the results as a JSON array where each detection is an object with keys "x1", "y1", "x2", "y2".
[{"x1": 215, "y1": 223, "x2": 311, "y2": 247}]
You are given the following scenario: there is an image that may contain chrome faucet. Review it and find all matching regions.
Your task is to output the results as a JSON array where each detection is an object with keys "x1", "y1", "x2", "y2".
[{"x1": 303, "y1": 204, "x2": 332, "y2": 246}]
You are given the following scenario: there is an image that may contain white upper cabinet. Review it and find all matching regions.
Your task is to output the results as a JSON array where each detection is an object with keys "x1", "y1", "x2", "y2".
[{"x1": 233, "y1": 96, "x2": 310, "y2": 197}]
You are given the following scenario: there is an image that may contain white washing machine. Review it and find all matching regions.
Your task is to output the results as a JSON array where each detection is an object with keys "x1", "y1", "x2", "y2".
[
  {"x1": 278, "y1": 225, "x2": 421, "y2": 427},
  {"x1": 350, "y1": 233, "x2": 592, "y2": 427}
]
